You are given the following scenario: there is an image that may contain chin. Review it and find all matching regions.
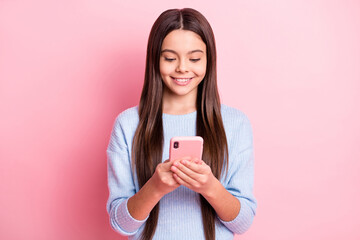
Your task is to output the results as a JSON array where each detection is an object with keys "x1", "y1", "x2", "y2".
[{"x1": 171, "y1": 90, "x2": 191, "y2": 96}]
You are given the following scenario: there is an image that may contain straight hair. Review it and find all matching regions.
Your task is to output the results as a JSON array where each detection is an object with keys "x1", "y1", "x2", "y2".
[{"x1": 132, "y1": 8, "x2": 229, "y2": 240}]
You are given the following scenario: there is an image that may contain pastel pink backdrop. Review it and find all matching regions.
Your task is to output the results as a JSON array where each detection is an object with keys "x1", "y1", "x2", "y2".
[{"x1": 1, "y1": 0, "x2": 359, "y2": 239}]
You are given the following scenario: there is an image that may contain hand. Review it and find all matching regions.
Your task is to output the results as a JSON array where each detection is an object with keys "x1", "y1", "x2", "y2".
[
  {"x1": 150, "y1": 159, "x2": 180, "y2": 197},
  {"x1": 170, "y1": 158, "x2": 217, "y2": 197}
]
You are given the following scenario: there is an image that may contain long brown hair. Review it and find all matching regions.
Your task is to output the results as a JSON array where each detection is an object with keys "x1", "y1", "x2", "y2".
[{"x1": 132, "y1": 8, "x2": 229, "y2": 240}]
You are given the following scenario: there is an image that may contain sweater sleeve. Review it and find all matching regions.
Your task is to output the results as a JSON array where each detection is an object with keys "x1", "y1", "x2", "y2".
[
  {"x1": 106, "y1": 115, "x2": 148, "y2": 236},
  {"x1": 218, "y1": 113, "x2": 257, "y2": 234}
]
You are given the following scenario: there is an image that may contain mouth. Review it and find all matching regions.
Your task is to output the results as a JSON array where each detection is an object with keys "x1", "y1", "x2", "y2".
[{"x1": 171, "y1": 77, "x2": 194, "y2": 86}]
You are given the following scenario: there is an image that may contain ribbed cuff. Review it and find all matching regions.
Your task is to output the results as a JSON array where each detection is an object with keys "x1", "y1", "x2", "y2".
[
  {"x1": 218, "y1": 198, "x2": 254, "y2": 234},
  {"x1": 115, "y1": 198, "x2": 149, "y2": 234}
]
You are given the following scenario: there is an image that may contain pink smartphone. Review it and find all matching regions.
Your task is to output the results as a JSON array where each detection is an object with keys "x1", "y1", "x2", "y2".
[{"x1": 169, "y1": 136, "x2": 203, "y2": 161}]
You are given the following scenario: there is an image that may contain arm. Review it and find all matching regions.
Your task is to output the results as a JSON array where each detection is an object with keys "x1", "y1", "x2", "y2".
[
  {"x1": 107, "y1": 113, "x2": 180, "y2": 235},
  {"x1": 171, "y1": 159, "x2": 240, "y2": 221},
  {"x1": 126, "y1": 178, "x2": 162, "y2": 221},
  {"x1": 170, "y1": 115, "x2": 257, "y2": 234},
  {"x1": 106, "y1": 114, "x2": 148, "y2": 236},
  {"x1": 199, "y1": 173, "x2": 241, "y2": 222},
  {"x1": 127, "y1": 160, "x2": 180, "y2": 221},
  {"x1": 108, "y1": 153, "x2": 180, "y2": 235}
]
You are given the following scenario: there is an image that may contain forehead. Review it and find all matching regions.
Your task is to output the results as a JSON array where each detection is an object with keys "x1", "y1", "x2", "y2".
[{"x1": 161, "y1": 29, "x2": 206, "y2": 52}]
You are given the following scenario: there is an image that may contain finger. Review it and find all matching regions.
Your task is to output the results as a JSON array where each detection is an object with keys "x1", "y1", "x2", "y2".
[
  {"x1": 172, "y1": 160, "x2": 198, "y2": 179},
  {"x1": 170, "y1": 178, "x2": 181, "y2": 187},
  {"x1": 163, "y1": 159, "x2": 175, "y2": 166},
  {"x1": 173, "y1": 173, "x2": 194, "y2": 189},
  {"x1": 170, "y1": 157, "x2": 190, "y2": 168},
  {"x1": 194, "y1": 159, "x2": 205, "y2": 165},
  {"x1": 179, "y1": 159, "x2": 208, "y2": 174},
  {"x1": 170, "y1": 164, "x2": 199, "y2": 186},
  {"x1": 161, "y1": 159, "x2": 177, "y2": 171}
]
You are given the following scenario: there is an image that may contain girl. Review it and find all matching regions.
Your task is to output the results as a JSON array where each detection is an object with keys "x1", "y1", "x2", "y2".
[{"x1": 106, "y1": 8, "x2": 257, "y2": 240}]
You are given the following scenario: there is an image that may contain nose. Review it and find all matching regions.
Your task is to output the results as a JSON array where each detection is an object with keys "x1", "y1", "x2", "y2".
[{"x1": 176, "y1": 59, "x2": 189, "y2": 73}]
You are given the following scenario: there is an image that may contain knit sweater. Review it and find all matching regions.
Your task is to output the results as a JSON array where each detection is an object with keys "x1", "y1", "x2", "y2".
[{"x1": 106, "y1": 104, "x2": 257, "y2": 240}]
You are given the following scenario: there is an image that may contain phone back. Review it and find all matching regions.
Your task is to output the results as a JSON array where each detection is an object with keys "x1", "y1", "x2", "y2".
[{"x1": 169, "y1": 136, "x2": 203, "y2": 161}]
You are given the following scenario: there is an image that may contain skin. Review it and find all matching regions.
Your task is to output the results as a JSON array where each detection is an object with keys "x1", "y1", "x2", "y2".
[
  {"x1": 127, "y1": 29, "x2": 240, "y2": 222},
  {"x1": 160, "y1": 29, "x2": 207, "y2": 115}
]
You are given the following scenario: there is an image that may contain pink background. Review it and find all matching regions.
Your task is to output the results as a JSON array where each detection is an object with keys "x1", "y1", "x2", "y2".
[{"x1": 1, "y1": 0, "x2": 359, "y2": 239}]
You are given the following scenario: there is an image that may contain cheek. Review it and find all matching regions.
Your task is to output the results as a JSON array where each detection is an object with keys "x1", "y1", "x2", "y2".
[
  {"x1": 194, "y1": 62, "x2": 207, "y2": 77},
  {"x1": 159, "y1": 61, "x2": 174, "y2": 75}
]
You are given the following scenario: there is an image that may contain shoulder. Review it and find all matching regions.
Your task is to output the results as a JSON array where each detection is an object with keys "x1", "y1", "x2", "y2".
[
  {"x1": 220, "y1": 104, "x2": 251, "y2": 127},
  {"x1": 111, "y1": 106, "x2": 139, "y2": 139},
  {"x1": 114, "y1": 106, "x2": 139, "y2": 127},
  {"x1": 108, "y1": 106, "x2": 139, "y2": 151}
]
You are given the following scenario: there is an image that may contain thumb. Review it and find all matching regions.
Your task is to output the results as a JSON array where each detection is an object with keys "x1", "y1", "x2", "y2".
[{"x1": 162, "y1": 159, "x2": 173, "y2": 169}]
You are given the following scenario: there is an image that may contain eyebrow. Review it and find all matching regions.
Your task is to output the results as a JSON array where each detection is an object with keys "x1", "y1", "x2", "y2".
[{"x1": 161, "y1": 49, "x2": 204, "y2": 54}]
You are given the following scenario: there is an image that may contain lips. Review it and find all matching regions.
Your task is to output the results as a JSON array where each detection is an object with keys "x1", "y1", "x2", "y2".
[{"x1": 171, "y1": 77, "x2": 193, "y2": 86}]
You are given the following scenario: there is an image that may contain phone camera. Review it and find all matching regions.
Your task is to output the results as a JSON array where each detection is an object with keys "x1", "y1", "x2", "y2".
[{"x1": 174, "y1": 141, "x2": 179, "y2": 149}]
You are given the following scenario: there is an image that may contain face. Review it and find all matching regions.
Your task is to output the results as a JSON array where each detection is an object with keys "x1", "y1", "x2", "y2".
[{"x1": 159, "y1": 29, "x2": 207, "y2": 101}]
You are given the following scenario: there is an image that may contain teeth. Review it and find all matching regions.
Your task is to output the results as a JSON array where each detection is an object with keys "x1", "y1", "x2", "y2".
[{"x1": 174, "y1": 78, "x2": 191, "y2": 82}]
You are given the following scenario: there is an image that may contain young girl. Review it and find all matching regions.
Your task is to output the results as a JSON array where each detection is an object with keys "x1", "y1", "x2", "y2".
[{"x1": 106, "y1": 8, "x2": 257, "y2": 240}]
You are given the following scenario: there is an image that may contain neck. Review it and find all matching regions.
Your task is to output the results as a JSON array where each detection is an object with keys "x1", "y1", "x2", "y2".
[{"x1": 162, "y1": 89, "x2": 197, "y2": 115}]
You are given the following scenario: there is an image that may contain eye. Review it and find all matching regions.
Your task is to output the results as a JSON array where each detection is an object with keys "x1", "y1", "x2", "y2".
[
  {"x1": 190, "y1": 58, "x2": 200, "y2": 62},
  {"x1": 165, "y1": 57, "x2": 176, "y2": 62}
]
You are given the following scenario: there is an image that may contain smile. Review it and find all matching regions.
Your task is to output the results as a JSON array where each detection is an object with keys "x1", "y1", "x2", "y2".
[{"x1": 171, "y1": 77, "x2": 194, "y2": 86}]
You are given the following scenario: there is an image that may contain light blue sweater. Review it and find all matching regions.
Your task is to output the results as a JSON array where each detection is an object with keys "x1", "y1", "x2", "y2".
[{"x1": 106, "y1": 104, "x2": 257, "y2": 240}]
